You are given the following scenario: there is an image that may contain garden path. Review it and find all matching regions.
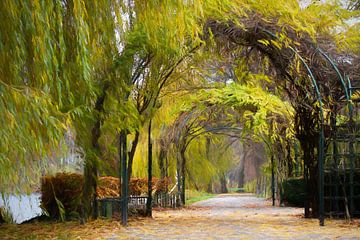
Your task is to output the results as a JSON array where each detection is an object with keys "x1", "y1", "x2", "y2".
[
  {"x1": 2, "y1": 193, "x2": 359, "y2": 239},
  {"x1": 109, "y1": 193, "x2": 360, "y2": 239}
]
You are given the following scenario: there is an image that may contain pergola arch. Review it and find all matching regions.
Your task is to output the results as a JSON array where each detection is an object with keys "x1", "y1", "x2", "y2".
[
  {"x1": 204, "y1": 19, "x2": 353, "y2": 226},
  {"x1": 120, "y1": 16, "x2": 359, "y2": 227},
  {"x1": 202, "y1": 18, "x2": 359, "y2": 225}
]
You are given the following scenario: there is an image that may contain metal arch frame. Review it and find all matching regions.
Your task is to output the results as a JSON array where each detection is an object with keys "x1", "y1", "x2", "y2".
[
  {"x1": 290, "y1": 47, "x2": 353, "y2": 226},
  {"x1": 173, "y1": 107, "x2": 244, "y2": 204},
  {"x1": 118, "y1": 24, "x2": 353, "y2": 226},
  {"x1": 314, "y1": 48, "x2": 355, "y2": 221},
  {"x1": 173, "y1": 28, "x2": 343, "y2": 226},
  {"x1": 288, "y1": 47, "x2": 326, "y2": 226},
  {"x1": 315, "y1": 48, "x2": 350, "y2": 101},
  {"x1": 260, "y1": 28, "x2": 355, "y2": 226}
]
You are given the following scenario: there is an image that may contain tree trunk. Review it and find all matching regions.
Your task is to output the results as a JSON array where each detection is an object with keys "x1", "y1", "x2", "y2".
[
  {"x1": 127, "y1": 131, "x2": 140, "y2": 182},
  {"x1": 180, "y1": 149, "x2": 186, "y2": 205},
  {"x1": 186, "y1": 168, "x2": 200, "y2": 191},
  {"x1": 176, "y1": 155, "x2": 181, "y2": 195},
  {"x1": 271, "y1": 153, "x2": 275, "y2": 206},
  {"x1": 206, "y1": 180, "x2": 213, "y2": 193},
  {"x1": 159, "y1": 141, "x2": 167, "y2": 179},
  {"x1": 287, "y1": 141, "x2": 293, "y2": 177},
  {"x1": 82, "y1": 84, "x2": 108, "y2": 220},
  {"x1": 237, "y1": 144, "x2": 246, "y2": 188},
  {"x1": 205, "y1": 137, "x2": 214, "y2": 193},
  {"x1": 295, "y1": 103, "x2": 319, "y2": 218},
  {"x1": 220, "y1": 173, "x2": 228, "y2": 193}
]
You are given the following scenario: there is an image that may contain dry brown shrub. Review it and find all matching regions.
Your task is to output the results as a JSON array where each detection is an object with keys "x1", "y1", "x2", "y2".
[
  {"x1": 41, "y1": 173, "x2": 171, "y2": 218},
  {"x1": 41, "y1": 173, "x2": 83, "y2": 219}
]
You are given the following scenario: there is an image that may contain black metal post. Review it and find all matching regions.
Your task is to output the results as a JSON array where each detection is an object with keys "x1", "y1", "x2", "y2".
[
  {"x1": 181, "y1": 152, "x2": 186, "y2": 205},
  {"x1": 349, "y1": 105, "x2": 355, "y2": 217},
  {"x1": 318, "y1": 129, "x2": 325, "y2": 226},
  {"x1": 146, "y1": 119, "x2": 153, "y2": 217},
  {"x1": 176, "y1": 154, "x2": 182, "y2": 202},
  {"x1": 331, "y1": 113, "x2": 339, "y2": 214},
  {"x1": 120, "y1": 130, "x2": 128, "y2": 226},
  {"x1": 294, "y1": 142, "x2": 299, "y2": 177},
  {"x1": 271, "y1": 154, "x2": 275, "y2": 206}
]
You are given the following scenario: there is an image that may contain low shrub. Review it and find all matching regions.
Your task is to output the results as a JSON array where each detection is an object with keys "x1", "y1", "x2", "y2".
[
  {"x1": 41, "y1": 172, "x2": 83, "y2": 220},
  {"x1": 0, "y1": 208, "x2": 5, "y2": 224},
  {"x1": 97, "y1": 177, "x2": 120, "y2": 198},
  {"x1": 41, "y1": 173, "x2": 171, "y2": 219},
  {"x1": 244, "y1": 179, "x2": 257, "y2": 193},
  {"x1": 281, "y1": 177, "x2": 305, "y2": 207}
]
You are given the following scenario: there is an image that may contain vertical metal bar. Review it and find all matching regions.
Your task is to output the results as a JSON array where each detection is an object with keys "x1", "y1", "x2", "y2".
[
  {"x1": 349, "y1": 105, "x2": 355, "y2": 217},
  {"x1": 294, "y1": 142, "x2": 299, "y2": 176},
  {"x1": 292, "y1": 49, "x2": 325, "y2": 226},
  {"x1": 331, "y1": 112, "x2": 339, "y2": 214},
  {"x1": 269, "y1": 119, "x2": 275, "y2": 205},
  {"x1": 348, "y1": 78, "x2": 355, "y2": 217},
  {"x1": 181, "y1": 160, "x2": 186, "y2": 205},
  {"x1": 304, "y1": 157, "x2": 310, "y2": 218},
  {"x1": 146, "y1": 119, "x2": 153, "y2": 217},
  {"x1": 289, "y1": 48, "x2": 325, "y2": 226},
  {"x1": 319, "y1": 129, "x2": 325, "y2": 226},
  {"x1": 119, "y1": 135, "x2": 122, "y2": 222},
  {"x1": 260, "y1": 29, "x2": 326, "y2": 225},
  {"x1": 120, "y1": 131, "x2": 128, "y2": 226},
  {"x1": 119, "y1": 134, "x2": 122, "y2": 220},
  {"x1": 271, "y1": 154, "x2": 275, "y2": 206}
]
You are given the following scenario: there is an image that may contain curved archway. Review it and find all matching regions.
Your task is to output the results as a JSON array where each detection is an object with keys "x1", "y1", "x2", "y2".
[{"x1": 125, "y1": 16, "x2": 359, "y2": 227}]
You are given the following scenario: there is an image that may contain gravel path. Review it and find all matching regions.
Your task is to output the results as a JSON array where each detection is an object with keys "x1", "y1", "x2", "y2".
[
  {"x1": 2, "y1": 193, "x2": 359, "y2": 239},
  {"x1": 108, "y1": 193, "x2": 360, "y2": 240}
]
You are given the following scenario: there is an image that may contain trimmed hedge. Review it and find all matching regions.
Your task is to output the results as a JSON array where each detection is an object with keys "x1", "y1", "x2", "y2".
[{"x1": 282, "y1": 177, "x2": 305, "y2": 207}]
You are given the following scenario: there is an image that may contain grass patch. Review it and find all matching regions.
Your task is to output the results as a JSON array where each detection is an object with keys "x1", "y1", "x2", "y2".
[{"x1": 185, "y1": 190, "x2": 216, "y2": 205}]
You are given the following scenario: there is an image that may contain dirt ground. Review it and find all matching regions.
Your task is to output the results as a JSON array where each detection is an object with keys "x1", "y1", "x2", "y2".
[{"x1": 1, "y1": 193, "x2": 359, "y2": 239}]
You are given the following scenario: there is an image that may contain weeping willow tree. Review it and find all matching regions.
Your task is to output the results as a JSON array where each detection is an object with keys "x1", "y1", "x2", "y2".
[
  {"x1": 1, "y1": 0, "x2": 359, "y2": 222},
  {"x1": 0, "y1": 0, "x2": 203, "y2": 215},
  {"x1": 96, "y1": 0, "x2": 205, "y2": 184},
  {"x1": 0, "y1": 0, "x2": 94, "y2": 194}
]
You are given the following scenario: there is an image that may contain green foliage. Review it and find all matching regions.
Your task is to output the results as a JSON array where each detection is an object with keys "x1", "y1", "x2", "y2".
[
  {"x1": 0, "y1": 206, "x2": 14, "y2": 224},
  {"x1": 244, "y1": 180, "x2": 257, "y2": 193},
  {"x1": 198, "y1": 83, "x2": 293, "y2": 137},
  {"x1": 1, "y1": 0, "x2": 358, "y2": 207},
  {"x1": 185, "y1": 189, "x2": 215, "y2": 205},
  {"x1": 0, "y1": 0, "x2": 98, "y2": 193},
  {"x1": 186, "y1": 136, "x2": 235, "y2": 189},
  {"x1": 282, "y1": 178, "x2": 305, "y2": 207}
]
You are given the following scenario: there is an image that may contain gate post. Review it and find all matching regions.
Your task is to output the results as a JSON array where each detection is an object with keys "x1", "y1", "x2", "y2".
[
  {"x1": 120, "y1": 131, "x2": 128, "y2": 226},
  {"x1": 146, "y1": 119, "x2": 153, "y2": 217}
]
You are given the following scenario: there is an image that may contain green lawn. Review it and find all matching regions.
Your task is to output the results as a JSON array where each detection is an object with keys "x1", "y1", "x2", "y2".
[{"x1": 185, "y1": 190, "x2": 216, "y2": 205}]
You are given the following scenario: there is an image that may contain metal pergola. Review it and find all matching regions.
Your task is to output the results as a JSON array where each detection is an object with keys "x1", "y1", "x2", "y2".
[{"x1": 117, "y1": 28, "x2": 359, "y2": 227}]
